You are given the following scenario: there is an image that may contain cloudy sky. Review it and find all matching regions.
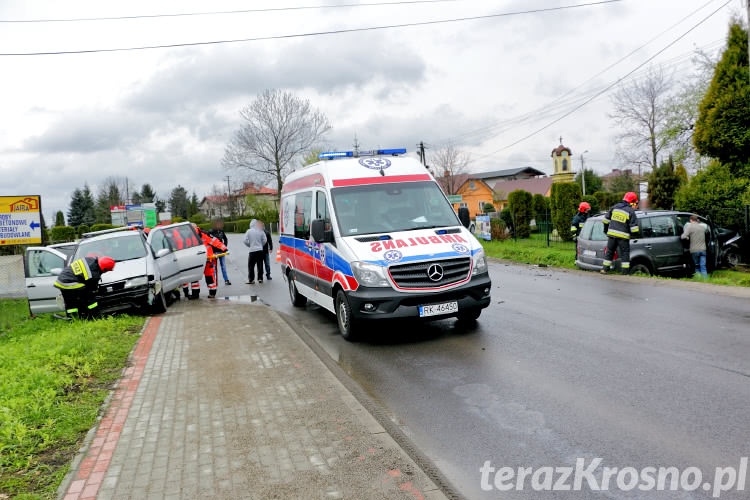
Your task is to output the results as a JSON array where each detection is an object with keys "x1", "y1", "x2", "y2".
[{"x1": 0, "y1": 0, "x2": 742, "y2": 222}]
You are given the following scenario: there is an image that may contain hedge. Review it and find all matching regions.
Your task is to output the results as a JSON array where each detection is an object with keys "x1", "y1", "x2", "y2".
[
  {"x1": 581, "y1": 195, "x2": 600, "y2": 215},
  {"x1": 76, "y1": 224, "x2": 90, "y2": 237},
  {"x1": 593, "y1": 192, "x2": 626, "y2": 212},
  {"x1": 507, "y1": 190, "x2": 533, "y2": 238},
  {"x1": 550, "y1": 182, "x2": 581, "y2": 241},
  {"x1": 50, "y1": 226, "x2": 76, "y2": 242},
  {"x1": 89, "y1": 224, "x2": 116, "y2": 232}
]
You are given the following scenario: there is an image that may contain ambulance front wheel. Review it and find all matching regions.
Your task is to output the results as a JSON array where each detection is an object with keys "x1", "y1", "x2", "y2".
[
  {"x1": 288, "y1": 274, "x2": 307, "y2": 307},
  {"x1": 335, "y1": 290, "x2": 359, "y2": 341}
]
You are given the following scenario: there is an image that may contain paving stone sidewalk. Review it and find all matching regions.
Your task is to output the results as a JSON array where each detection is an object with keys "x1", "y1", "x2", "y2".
[{"x1": 60, "y1": 299, "x2": 447, "y2": 500}]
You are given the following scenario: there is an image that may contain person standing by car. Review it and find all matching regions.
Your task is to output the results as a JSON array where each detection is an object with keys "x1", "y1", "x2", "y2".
[
  {"x1": 209, "y1": 218, "x2": 231, "y2": 285},
  {"x1": 54, "y1": 255, "x2": 116, "y2": 318},
  {"x1": 681, "y1": 215, "x2": 709, "y2": 278},
  {"x1": 571, "y1": 202, "x2": 591, "y2": 260},
  {"x1": 261, "y1": 221, "x2": 273, "y2": 281},
  {"x1": 600, "y1": 192, "x2": 640, "y2": 274},
  {"x1": 243, "y1": 219, "x2": 267, "y2": 284}
]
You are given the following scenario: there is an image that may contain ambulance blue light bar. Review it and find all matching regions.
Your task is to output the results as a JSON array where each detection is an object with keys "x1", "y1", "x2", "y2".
[{"x1": 318, "y1": 148, "x2": 407, "y2": 160}]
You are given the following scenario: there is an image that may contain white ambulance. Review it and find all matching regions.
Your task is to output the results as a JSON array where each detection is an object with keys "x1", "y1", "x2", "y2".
[{"x1": 280, "y1": 148, "x2": 492, "y2": 340}]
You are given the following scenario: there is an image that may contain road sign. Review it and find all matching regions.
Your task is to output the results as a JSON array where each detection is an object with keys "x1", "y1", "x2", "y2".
[
  {"x1": 447, "y1": 195, "x2": 463, "y2": 204},
  {"x1": 0, "y1": 195, "x2": 42, "y2": 246}
]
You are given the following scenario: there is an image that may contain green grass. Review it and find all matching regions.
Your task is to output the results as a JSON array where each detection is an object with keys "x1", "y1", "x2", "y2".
[
  {"x1": 481, "y1": 239, "x2": 750, "y2": 287},
  {"x1": 0, "y1": 300, "x2": 144, "y2": 499},
  {"x1": 0, "y1": 299, "x2": 30, "y2": 334},
  {"x1": 481, "y1": 235, "x2": 577, "y2": 269}
]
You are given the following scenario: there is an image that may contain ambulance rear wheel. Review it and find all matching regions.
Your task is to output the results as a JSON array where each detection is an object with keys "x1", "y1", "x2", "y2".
[
  {"x1": 288, "y1": 274, "x2": 307, "y2": 307},
  {"x1": 335, "y1": 290, "x2": 358, "y2": 341}
]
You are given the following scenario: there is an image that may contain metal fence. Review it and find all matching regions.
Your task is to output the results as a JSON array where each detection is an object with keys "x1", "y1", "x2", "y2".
[
  {"x1": 0, "y1": 255, "x2": 25, "y2": 297},
  {"x1": 480, "y1": 210, "x2": 576, "y2": 249}
]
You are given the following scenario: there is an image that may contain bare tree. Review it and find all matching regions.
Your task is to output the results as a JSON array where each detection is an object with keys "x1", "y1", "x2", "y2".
[
  {"x1": 609, "y1": 67, "x2": 673, "y2": 176},
  {"x1": 222, "y1": 89, "x2": 331, "y2": 195},
  {"x1": 432, "y1": 145, "x2": 471, "y2": 195}
]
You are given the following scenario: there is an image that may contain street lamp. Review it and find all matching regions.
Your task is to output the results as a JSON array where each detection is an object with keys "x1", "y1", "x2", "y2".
[{"x1": 581, "y1": 150, "x2": 589, "y2": 196}]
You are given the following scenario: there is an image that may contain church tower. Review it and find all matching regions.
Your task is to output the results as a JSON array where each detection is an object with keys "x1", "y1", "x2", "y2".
[{"x1": 551, "y1": 137, "x2": 575, "y2": 183}]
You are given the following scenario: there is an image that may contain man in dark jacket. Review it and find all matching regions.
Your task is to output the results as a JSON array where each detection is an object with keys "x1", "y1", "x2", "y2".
[
  {"x1": 261, "y1": 221, "x2": 273, "y2": 280},
  {"x1": 209, "y1": 218, "x2": 231, "y2": 285},
  {"x1": 601, "y1": 192, "x2": 640, "y2": 274},
  {"x1": 54, "y1": 255, "x2": 116, "y2": 317},
  {"x1": 570, "y1": 202, "x2": 591, "y2": 239}
]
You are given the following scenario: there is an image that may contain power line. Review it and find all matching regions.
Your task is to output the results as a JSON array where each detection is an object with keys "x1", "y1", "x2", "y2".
[
  {"x1": 431, "y1": 0, "x2": 721, "y2": 147},
  {"x1": 0, "y1": 0, "x2": 478, "y2": 23},
  {"x1": 473, "y1": 0, "x2": 732, "y2": 160},
  {"x1": 0, "y1": 0, "x2": 623, "y2": 57}
]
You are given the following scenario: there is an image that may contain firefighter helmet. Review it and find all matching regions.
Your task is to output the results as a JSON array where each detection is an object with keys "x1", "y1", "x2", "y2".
[
  {"x1": 98, "y1": 256, "x2": 116, "y2": 272},
  {"x1": 579, "y1": 202, "x2": 591, "y2": 212},
  {"x1": 623, "y1": 192, "x2": 638, "y2": 204}
]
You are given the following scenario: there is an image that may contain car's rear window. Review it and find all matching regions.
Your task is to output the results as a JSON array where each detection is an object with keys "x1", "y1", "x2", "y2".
[{"x1": 581, "y1": 219, "x2": 607, "y2": 241}]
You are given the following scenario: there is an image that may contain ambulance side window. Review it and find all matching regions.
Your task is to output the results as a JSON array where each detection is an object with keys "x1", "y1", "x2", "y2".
[
  {"x1": 316, "y1": 192, "x2": 331, "y2": 231},
  {"x1": 295, "y1": 192, "x2": 313, "y2": 240}
]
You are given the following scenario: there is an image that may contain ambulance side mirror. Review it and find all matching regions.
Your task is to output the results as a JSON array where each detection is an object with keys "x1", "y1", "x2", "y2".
[{"x1": 311, "y1": 219, "x2": 333, "y2": 243}]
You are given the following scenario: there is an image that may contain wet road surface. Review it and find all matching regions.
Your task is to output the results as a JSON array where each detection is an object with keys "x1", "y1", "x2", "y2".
[{"x1": 193, "y1": 234, "x2": 750, "y2": 499}]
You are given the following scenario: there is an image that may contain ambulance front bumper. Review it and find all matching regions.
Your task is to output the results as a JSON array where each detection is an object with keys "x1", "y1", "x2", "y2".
[{"x1": 347, "y1": 274, "x2": 492, "y2": 320}]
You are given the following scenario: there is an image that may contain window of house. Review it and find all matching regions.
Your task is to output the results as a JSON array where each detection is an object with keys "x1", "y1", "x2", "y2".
[
  {"x1": 469, "y1": 181, "x2": 476, "y2": 190},
  {"x1": 459, "y1": 202, "x2": 468, "y2": 209}
]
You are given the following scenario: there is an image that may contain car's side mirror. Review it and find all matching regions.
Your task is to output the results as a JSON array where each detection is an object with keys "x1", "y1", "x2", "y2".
[
  {"x1": 155, "y1": 248, "x2": 170, "y2": 258},
  {"x1": 50, "y1": 268, "x2": 62, "y2": 276},
  {"x1": 311, "y1": 219, "x2": 333, "y2": 243}
]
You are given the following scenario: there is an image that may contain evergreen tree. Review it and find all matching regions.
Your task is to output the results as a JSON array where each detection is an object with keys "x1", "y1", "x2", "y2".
[
  {"x1": 188, "y1": 192, "x2": 200, "y2": 218},
  {"x1": 648, "y1": 156, "x2": 682, "y2": 209},
  {"x1": 155, "y1": 198, "x2": 166, "y2": 213},
  {"x1": 693, "y1": 21, "x2": 750, "y2": 173},
  {"x1": 574, "y1": 169, "x2": 604, "y2": 194},
  {"x1": 168, "y1": 186, "x2": 189, "y2": 219},
  {"x1": 67, "y1": 188, "x2": 85, "y2": 227},
  {"x1": 55, "y1": 210, "x2": 65, "y2": 227},
  {"x1": 81, "y1": 184, "x2": 96, "y2": 226},
  {"x1": 139, "y1": 184, "x2": 156, "y2": 203},
  {"x1": 609, "y1": 171, "x2": 636, "y2": 193},
  {"x1": 95, "y1": 182, "x2": 122, "y2": 223}
]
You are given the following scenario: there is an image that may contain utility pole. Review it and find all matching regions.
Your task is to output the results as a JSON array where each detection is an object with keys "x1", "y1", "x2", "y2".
[
  {"x1": 581, "y1": 150, "x2": 588, "y2": 196},
  {"x1": 225, "y1": 176, "x2": 233, "y2": 218},
  {"x1": 353, "y1": 134, "x2": 361, "y2": 156},
  {"x1": 418, "y1": 141, "x2": 428, "y2": 168}
]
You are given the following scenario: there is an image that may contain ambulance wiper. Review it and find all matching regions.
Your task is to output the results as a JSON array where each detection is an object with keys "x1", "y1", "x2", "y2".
[{"x1": 404, "y1": 225, "x2": 442, "y2": 231}]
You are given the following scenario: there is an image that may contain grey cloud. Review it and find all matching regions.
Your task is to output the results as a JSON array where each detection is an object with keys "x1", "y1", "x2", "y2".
[{"x1": 126, "y1": 35, "x2": 427, "y2": 113}]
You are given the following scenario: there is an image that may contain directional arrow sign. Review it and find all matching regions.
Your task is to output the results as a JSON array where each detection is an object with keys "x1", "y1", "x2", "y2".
[{"x1": 0, "y1": 195, "x2": 42, "y2": 246}]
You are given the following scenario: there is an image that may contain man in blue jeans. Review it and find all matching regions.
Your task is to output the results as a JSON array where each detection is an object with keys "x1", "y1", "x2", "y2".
[
  {"x1": 260, "y1": 221, "x2": 273, "y2": 280},
  {"x1": 681, "y1": 215, "x2": 708, "y2": 278}
]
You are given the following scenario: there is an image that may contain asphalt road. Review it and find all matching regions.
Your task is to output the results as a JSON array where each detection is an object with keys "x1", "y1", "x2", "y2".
[{"x1": 196, "y1": 234, "x2": 750, "y2": 500}]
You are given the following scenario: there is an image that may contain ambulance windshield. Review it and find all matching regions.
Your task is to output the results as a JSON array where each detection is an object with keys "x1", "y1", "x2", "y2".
[{"x1": 331, "y1": 181, "x2": 460, "y2": 236}]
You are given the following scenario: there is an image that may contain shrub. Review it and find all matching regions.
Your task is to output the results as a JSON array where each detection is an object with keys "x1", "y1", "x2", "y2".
[
  {"x1": 89, "y1": 224, "x2": 116, "y2": 232},
  {"x1": 172, "y1": 216, "x2": 185, "y2": 223},
  {"x1": 581, "y1": 195, "x2": 600, "y2": 215},
  {"x1": 499, "y1": 209, "x2": 514, "y2": 235},
  {"x1": 189, "y1": 213, "x2": 206, "y2": 224},
  {"x1": 482, "y1": 202, "x2": 495, "y2": 214},
  {"x1": 593, "y1": 192, "x2": 626, "y2": 212},
  {"x1": 233, "y1": 219, "x2": 253, "y2": 233},
  {"x1": 550, "y1": 182, "x2": 581, "y2": 241},
  {"x1": 490, "y1": 218, "x2": 510, "y2": 241},
  {"x1": 76, "y1": 224, "x2": 90, "y2": 237},
  {"x1": 50, "y1": 226, "x2": 76, "y2": 242},
  {"x1": 507, "y1": 190, "x2": 533, "y2": 238}
]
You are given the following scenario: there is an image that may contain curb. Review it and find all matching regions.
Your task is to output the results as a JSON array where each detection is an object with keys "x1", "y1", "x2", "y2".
[
  {"x1": 55, "y1": 318, "x2": 153, "y2": 500},
  {"x1": 273, "y1": 309, "x2": 465, "y2": 500}
]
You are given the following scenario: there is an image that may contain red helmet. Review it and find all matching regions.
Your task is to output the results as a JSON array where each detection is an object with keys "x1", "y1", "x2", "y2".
[
  {"x1": 98, "y1": 256, "x2": 115, "y2": 272},
  {"x1": 579, "y1": 202, "x2": 591, "y2": 212},
  {"x1": 624, "y1": 192, "x2": 638, "y2": 204}
]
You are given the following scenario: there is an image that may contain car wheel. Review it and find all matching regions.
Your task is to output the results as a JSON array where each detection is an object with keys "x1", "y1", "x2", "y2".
[
  {"x1": 288, "y1": 273, "x2": 307, "y2": 307},
  {"x1": 335, "y1": 290, "x2": 358, "y2": 341},
  {"x1": 725, "y1": 251, "x2": 740, "y2": 268},
  {"x1": 457, "y1": 307, "x2": 482, "y2": 323},
  {"x1": 630, "y1": 262, "x2": 652, "y2": 276},
  {"x1": 152, "y1": 290, "x2": 167, "y2": 314}
]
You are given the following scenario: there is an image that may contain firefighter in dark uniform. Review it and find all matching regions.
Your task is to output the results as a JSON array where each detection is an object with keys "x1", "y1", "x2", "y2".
[
  {"x1": 54, "y1": 256, "x2": 116, "y2": 318},
  {"x1": 570, "y1": 202, "x2": 592, "y2": 239},
  {"x1": 601, "y1": 192, "x2": 640, "y2": 274}
]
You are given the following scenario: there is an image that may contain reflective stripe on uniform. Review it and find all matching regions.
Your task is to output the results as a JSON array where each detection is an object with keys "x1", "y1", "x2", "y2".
[
  {"x1": 191, "y1": 283, "x2": 200, "y2": 289},
  {"x1": 607, "y1": 229, "x2": 630, "y2": 239},
  {"x1": 602, "y1": 260, "x2": 612, "y2": 266},
  {"x1": 570, "y1": 226, "x2": 578, "y2": 232},
  {"x1": 66, "y1": 308, "x2": 79, "y2": 313},
  {"x1": 631, "y1": 226, "x2": 640, "y2": 233},
  {"x1": 621, "y1": 262, "x2": 630, "y2": 269},
  {"x1": 70, "y1": 258, "x2": 93, "y2": 281},
  {"x1": 87, "y1": 302, "x2": 98, "y2": 309},
  {"x1": 602, "y1": 218, "x2": 610, "y2": 224},
  {"x1": 611, "y1": 209, "x2": 630, "y2": 223},
  {"x1": 54, "y1": 281, "x2": 85, "y2": 290}
]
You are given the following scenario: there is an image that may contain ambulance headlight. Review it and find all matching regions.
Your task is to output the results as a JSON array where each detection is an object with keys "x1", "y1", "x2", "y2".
[
  {"x1": 472, "y1": 250, "x2": 488, "y2": 275},
  {"x1": 124, "y1": 275, "x2": 148, "y2": 289},
  {"x1": 351, "y1": 262, "x2": 390, "y2": 287}
]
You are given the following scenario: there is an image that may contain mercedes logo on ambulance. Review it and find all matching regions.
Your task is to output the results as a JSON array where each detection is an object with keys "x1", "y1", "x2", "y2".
[{"x1": 427, "y1": 264, "x2": 444, "y2": 282}]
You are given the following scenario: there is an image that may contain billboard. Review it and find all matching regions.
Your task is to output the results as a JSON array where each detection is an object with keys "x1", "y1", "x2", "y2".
[{"x1": 0, "y1": 195, "x2": 42, "y2": 246}]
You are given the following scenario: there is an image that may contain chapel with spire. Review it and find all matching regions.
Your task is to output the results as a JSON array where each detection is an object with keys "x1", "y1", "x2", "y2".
[{"x1": 551, "y1": 137, "x2": 575, "y2": 183}]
